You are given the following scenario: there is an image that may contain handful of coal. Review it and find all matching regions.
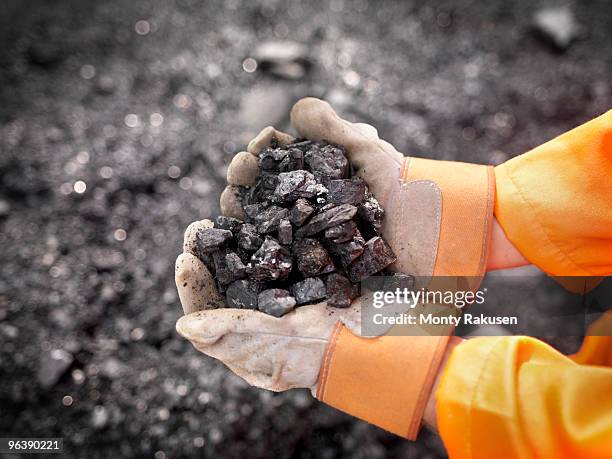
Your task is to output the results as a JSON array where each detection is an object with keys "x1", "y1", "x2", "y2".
[{"x1": 193, "y1": 139, "x2": 397, "y2": 317}]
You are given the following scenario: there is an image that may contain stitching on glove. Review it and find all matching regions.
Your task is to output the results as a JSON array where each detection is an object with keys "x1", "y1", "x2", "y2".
[
  {"x1": 317, "y1": 321, "x2": 343, "y2": 400},
  {"x1": 476, "y1": 166, "x2": 496, "y2": 279}
]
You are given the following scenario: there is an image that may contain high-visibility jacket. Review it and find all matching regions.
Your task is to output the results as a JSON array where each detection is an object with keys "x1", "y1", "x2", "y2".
[{"x1": 437, "y1": 110, "x2": 612, "y2": 458}]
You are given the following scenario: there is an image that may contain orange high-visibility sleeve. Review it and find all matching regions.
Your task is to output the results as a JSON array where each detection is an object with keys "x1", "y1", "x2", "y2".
[
  {"x1": 495, "y1": 110, "x2": 612, "y2": 276},
  {"x1": 436, "y1": 335, "x2": 612, "y2": 459}
]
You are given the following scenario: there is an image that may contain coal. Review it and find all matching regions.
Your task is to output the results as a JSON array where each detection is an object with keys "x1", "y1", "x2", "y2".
[
  {"x1": 328, "y1": 178, "x2": 366, "y2": 205},
  {"x1": 196, "y1": 228, "x2": 233, "y2": 253},
  {"x1": 190, "y1": 139, "x2": 399, "y2": 314},
  {"x1": 278, "y1": 219, "x2": 292, "y2": 245},
  {"x1": 273, "y1": 170, "x2": 321, "y2": 202},
  {"x1": 358, "y1": 192, "x2": 384, "y2": 231},
  {"x1": 347, "y1": 236, "x2": 397, "y2": 282},
  {"x1": 289, "y1": 198, "x2": 315, "y2": 226},
  {"x1": 247, "y1": 236, "x2": 293, "y2": 282},
  {"x1": 237, "y1": 223, "x2": 263, "y2": 251},
  {"x1": 258, "y1": 289, "x2": 296, "y2": 317},
  {"x1": 324, "y1": 221, "x2": 357, "y2": 243},
  {"x1": 226, "y1": 280, "x2": 260, "y2": 309},
  {"x1": 291, "y1": 277, "x2": 327, "y2": 305},
  {"x1": 325, "y1": 274, "x2": 353, "y2": 308},
  {"x1": 293, "y1": 238, "x2": 335, "y2": 277},
  {"x1": 215, "y1": 216, "x2": 243, "y2": 234},
  {"x1": 295, "y1": 204, "x2": 357, "y2": 237}
]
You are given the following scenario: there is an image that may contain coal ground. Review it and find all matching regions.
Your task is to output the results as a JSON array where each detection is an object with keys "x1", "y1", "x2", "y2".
[{"x1": 0, "y1": 0, "x2": 610, "y2": 458}]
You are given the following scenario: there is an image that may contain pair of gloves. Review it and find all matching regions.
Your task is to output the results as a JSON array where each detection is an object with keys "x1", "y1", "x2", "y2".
[{"x1": 175, "y1": 98, "x2": 496, "y2": 438}]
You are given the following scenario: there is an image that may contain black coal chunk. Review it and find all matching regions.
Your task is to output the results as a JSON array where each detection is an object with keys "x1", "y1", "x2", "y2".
[
  {"x1": 244, "y1": 203, "x2": 269, "y2": 222},
  {"x1": 295, "y1": 204, "x2": 357, "y2": 237},
  {"x1": 304, "y1": 144, "x2": 349, "y2": 183},
  {"x1": 328, "y1": 178, "x2": 366, "y2": 205},
  {"x1": 226, "y1": 279, "x2": 260, "y2": 309},
  {"x1": 285, "y1": 140, "x2": 314, "y2": 152},
  {"x1": 260, "y1": 147, "x2": 304, "y2": 173},
  {"x1": 237, "y1": 223, "x2": 263, "y2": 251},
  {"x1": 347, "y1": 236, "x2": 397, "y2": 282},
  {"x1": 291, "y1": 277, "x2": 327, "y2": 305},
  {"x1": 273, "y1": 170, "x2": 322, "y2": 203},
  {"x1": 289, "y1": 198, "x2": 315, "y2": 226},
  {"x1": 254, "y1": 205, "x2": 289, "y2": 234},
  {"x1": 250, "y1": 173, "x2": 279, "y2": 202},
  {"x1": 215, "y1": 216, "x2": 243, "y2": 234},
  {"x1": 358, "y1": 192, "x2": 384, "y2": 231},
  {"x1": 258, "y1": 289, "x2": 296, "y2": 317},
  {"x1": 326, "y1": 234, "x2": 365, "y2": 268},
  {"x1": 213, "y1": 251, "x2": 247, "y2": 290},
  {"x1": 278, "y1": 219, "x2": 292, "y2": 245},
  {"x1": 196, "y1": 228, "x2": 233, "y2": 253},
  {"x1": 247, "y1": 236, "x2": 292, "y2": 282},
  {"x1": 325, "y1": 273, "x2": 353, "y2": 308},
  {"x1": 293, "y1": 238, "x2": 335, "y2": 277},
  {"x1": 324, "y1": 221, "x2": 357, "y2": 243}
]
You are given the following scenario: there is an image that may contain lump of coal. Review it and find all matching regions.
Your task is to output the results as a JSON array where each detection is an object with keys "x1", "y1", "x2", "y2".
[
  {"x1": 213, "y1": 251, "x2": 247, "y2": 289},
  {"x1": 328, "y1": 178, "x2": 366, "y2": 205},
  {"x1": 215, "y1": 216, "x2": 243, "y2": 234},
  {"x1": 237, "y1": 223, "x2": 263, "y2": 251},
  {"x1": 291, "y1": 277, "x2": 327, "y2": 305},
  {"x1": 196, "y1": 228, "x2": 233, "y2": 253},
  {"x1": 305, "y1": 143, "x2": 349, "y2": 183},
  {"x1": 254, "y1": 205, "x2": 289, "y2": 233},
  {"x1": 247, "y1": 236, "x2": 292, "y2": 282},
  {"x1": 325, "y1": 273, "x2": 353, "y2": 308},
  {"x1": 226, "y1": 279, "x2": 260, "y2": 309},
  {"x1": 279, "y1": 148, "x2": 304, "y2": 172},
  {"x1": 326, "y1": 234, "x2": 365, "y2": 268},
  {"x1": 289, "y1": 198, "x2": 315, "y2": 226},
  {"x1": 295, "y1": 204, "x2": 357, "y2": 237},
  {"x1": 258, "y1": 289, "x2": 296, "y2": 317},
  {"x1": 278, "y1": 219, "x2": 292, "y2": 245},
  {"x1": 358, "y1": 192, "x2": 384, "y2": 231},
  {"x1": 293, "y1": 238, "x2": 335, "y2": 277},
  {"x1": 250, "y1": 173, "x2": 279, "y2": 202},
  {"x1": 347, "y1": 236, "x2": 397, "y2": 282},
  {"x1": 274, "y1": 170, "x2": 321, "y2": 202},
  {"x1": 244, "y1": 203, "x2": 269, "y2": 222},
  {"x1": 324, "y1": 221, "x2": 357, "y2": 243}
]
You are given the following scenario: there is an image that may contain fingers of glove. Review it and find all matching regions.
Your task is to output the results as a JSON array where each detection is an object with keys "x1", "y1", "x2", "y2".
[
  {"x1": 175, "y1": 253, "x2": 225, "y2": 314},
  {"x1": 227, "y1": 151, "x2": 259, "y2": 187},
  {"x1": 247, "y1": 126, "x2": 294, "y2": 155},
  {"x1": 220, "y1": 185, "x2": 246, "y2": 220},
  {"x1": 182, "y1": 219, "x2": 214, "y2": 256},
  {"x1": 290, "y1": 97, "x2": 404, "y2": 170}
]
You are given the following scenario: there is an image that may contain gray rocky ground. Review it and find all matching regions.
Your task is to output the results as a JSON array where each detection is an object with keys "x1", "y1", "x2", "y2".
[{"x1": 0, "y1": 0, "x2": 610, "y2": 457}]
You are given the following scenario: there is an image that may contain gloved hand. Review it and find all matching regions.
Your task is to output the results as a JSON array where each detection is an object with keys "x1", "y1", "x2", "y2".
[{"x1": 175, "y1": 98, "x2": 495, "y2": 439}]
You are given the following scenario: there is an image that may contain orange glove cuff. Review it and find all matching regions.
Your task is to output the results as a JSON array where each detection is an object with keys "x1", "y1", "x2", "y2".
[
  {"x1": 401, "y1": 157, "x2": 495, "y2": 280},
  {"x1": 316, "y1": 323, "x2": 450, "y2": 439}
]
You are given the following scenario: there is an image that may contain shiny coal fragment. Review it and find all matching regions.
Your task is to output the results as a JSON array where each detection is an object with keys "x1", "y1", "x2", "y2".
[
  {"x1": 196, "y1": 228, "x2": 233, "y2": 253},
  {"x1": 358, "y1": 192, "x2": 384, "y2": 230},
  {"x1": 293, "y1": 238, "x2": 335, "y2": 277},
  {"x1": 273, "y1": 170, "x2": 322, "y2": 202},
  {"x1": 259, "y1": 147, "x2": 289, "y2": 172},
  {"x1": 295, "y1": 204, "x2": 357, "y2": 237},
  {"x1": 243, "y1": 203, "x2": 269, "y2": 222},
  {"x1": 326, "y1": 234, "x2": 365, "y2": 268},
  {"x1": 304, "y1": 144, "x2": 349, "y2": 183},
  {"x1": 250, "y1": 173, "x2": 279, "y2": 202},
  {"x1": 325, "y1": 273, "x2": 353, "y2": 308},
  {"x1": 279, "y1": 148, "x2": 304, "y2": 172},
  {"x1": 225, "y1": 279, "x2": 260, "y2": 309},
  {"x1": 237, "y1": 223, "x2": 263, "y2": 251},
  {"x1": 278, "y1": 219, "x2": 292, "y2": 245},
  {"x1": 289, "y1": 198, "x2": 314, "y2": 226},
  {"x1": 347, "y1": 236, "x2": 397, "y2": 282},
  {"x1": 285, "y1": 140, "x2": 314, "y2": 152},
  {"x1": 257, "y1": 289, "x2": 296, "y2": 317},
  {"x1": 328, "y1": 178, "x2": 366, "y2": 205},
  {"x1": 254, "y1": 205, "x2": 289, "y2": 234},
  {"x1": 247, "y1": 236, "x2": 292, "y2": 282},
  {"x1": 324, "y1": 221, "x2": 357, "y2": 243},
  {"x1": 215, "y1": 216, "x2": 243, "y2": 234},
  {"x1": 291, "y1": 277, "x2": 327, "y2": 305},
  {"x1": 213, "y1": 251, "x2": 247, "y2": 289}
]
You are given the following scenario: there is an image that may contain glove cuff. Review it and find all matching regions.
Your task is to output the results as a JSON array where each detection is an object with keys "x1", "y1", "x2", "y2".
[
  {"x1": 401, "y1": 157, "x2": 495, "y2": 285},
  {"x1": 316, "y1": 322, "x2": 450, "y2": 440}
]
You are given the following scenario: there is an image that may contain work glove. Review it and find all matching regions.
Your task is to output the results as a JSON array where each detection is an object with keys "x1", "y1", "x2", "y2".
[{"x1": 176, "y1": 98, "x2": 495, "y2": 439}]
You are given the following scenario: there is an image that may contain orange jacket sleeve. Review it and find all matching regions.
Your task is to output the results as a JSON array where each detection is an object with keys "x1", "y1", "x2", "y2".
[{"x1": 436, "y1": 111, "x2": 612, "y2": 458}]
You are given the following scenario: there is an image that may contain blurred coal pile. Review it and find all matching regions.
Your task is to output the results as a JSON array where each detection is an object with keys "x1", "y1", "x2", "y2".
[{"x1": 0, "y1": 0, "x2": 610, "y2": 457}]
